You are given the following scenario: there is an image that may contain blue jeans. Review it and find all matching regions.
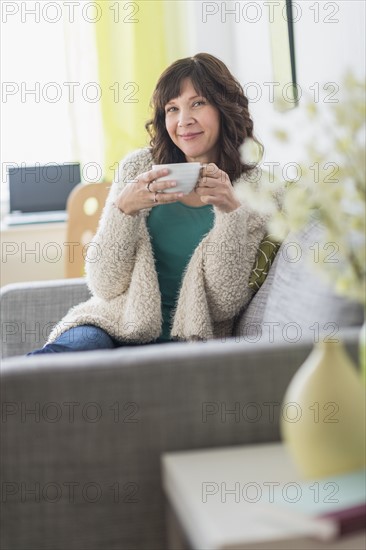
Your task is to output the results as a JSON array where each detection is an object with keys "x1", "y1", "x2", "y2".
[{"x1": 27, "y1": 325, "x2": 162, "y2": 355}]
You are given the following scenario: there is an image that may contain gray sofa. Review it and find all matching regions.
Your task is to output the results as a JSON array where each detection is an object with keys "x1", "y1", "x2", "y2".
[{"x1": 1, "y1": 222, "x2": 363, "y2": 550}]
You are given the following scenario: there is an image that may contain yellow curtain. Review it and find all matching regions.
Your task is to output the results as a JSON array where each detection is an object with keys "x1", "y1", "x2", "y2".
[{"x1": 95, "y1": 1, "x2": 187, "y2": 180}]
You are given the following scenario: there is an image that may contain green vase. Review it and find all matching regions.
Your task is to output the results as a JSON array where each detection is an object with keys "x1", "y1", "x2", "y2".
[
  {"x1": 281, "y1": 340, "x2": 365, "y2": 479},
  {"x1": 360, "y1": 319, "x2": 366, "y2": 385}
]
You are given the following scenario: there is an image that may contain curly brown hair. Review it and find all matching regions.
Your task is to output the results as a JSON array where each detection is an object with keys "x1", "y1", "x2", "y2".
[{"x1": 145, "y1": 53, "x2": 263, "y2": 183}]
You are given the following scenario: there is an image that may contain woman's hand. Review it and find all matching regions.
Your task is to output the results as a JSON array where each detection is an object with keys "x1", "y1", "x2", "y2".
[
  {"x1": 195, "y1": 164, "x2": 241, "y2": 213},
  {"x1": 115, "y1": 168, "x2": 184, "y2": 216}
]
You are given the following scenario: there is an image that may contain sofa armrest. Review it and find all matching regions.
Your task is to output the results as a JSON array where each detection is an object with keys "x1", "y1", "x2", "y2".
[
  {"x1": 0, "y1": 278, "x2": 91, "y2": 358},
  {"x1": 0, "y1": 331, "x2": 361, "y2": 549}
]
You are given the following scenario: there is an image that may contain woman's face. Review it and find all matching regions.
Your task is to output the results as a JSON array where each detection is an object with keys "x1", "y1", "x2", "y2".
[{"x1": 164, "y1": 78, "x2": 220, "y2": 164}]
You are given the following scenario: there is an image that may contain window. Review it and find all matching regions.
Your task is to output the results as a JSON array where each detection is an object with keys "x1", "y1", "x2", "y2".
[{"x1": 1, "y1": 4, "x2": 104, "y2": 214}]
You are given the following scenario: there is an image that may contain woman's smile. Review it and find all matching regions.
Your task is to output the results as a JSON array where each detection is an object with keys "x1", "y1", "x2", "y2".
[{"x1": 179, "y1": 131, "x2": 204, "y2": 140}]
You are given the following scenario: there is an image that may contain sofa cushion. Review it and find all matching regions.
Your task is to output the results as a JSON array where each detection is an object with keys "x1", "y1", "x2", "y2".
[{"x1": 234, "y1": 221, "x2": 364, "y2": 343}]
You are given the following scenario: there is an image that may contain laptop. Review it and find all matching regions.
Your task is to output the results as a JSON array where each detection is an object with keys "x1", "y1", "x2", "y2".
[{"x1": 4, "y1": 163, "x2": 81, "y2": 225}]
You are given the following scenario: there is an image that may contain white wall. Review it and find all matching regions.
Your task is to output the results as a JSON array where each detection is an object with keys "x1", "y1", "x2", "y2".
[{"x1": 184, "y1": 0, "x2": 365, "y2": 168}]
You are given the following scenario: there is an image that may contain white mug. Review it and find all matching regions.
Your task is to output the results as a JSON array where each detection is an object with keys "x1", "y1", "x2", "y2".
[{"x1": 152, "y1": 162, "x2": 201, "y2": 195}]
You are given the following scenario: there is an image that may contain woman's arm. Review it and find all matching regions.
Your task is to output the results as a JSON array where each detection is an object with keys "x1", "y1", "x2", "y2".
[
  {"x1": 86, "y1": 148, "x2": 185, "y2": 300},
  {"x1": 193, "y1": 164, "x2": 269, "y2": 321},
  {"x1": 200, "y1": 204, "x2": 268, "y2": 322},
  {"x1": 86, "y1": 149, "x2": 151, "y2": 300}
]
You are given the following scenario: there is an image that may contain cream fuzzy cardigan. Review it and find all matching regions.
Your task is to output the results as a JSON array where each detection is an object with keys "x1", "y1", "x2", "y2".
[{"x1": 48, "y1": 148, "x2": 268, "y2": 344}]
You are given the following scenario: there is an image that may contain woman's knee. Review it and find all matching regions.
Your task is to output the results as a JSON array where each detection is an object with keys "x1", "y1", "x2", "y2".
[
  {"x1": 27, "y1": 325, "x2": 116, "y2": 354},
  {"x1": 58, "y1": 325, "x2": 116, "y2": 350}
]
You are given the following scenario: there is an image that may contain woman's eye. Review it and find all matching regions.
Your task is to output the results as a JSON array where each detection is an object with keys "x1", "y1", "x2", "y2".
[{"x1": 165, "y1": 100, "x2": 206, "y2": 114}]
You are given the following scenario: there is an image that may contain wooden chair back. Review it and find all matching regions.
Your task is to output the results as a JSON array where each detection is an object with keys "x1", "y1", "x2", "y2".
[{"x1": 65, "y1": 181, "x2": 110, "y2": 278}]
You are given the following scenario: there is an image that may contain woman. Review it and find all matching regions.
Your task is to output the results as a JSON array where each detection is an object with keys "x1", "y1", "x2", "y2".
[{"x1": 28, "y1": 53, "x2": 267, "y2": 354}]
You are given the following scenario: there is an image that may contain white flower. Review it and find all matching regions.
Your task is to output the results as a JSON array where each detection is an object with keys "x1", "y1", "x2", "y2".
[
  {"x1": 239, "y1": 138, "x2": 263, "y2": 165},
  {"x1": 240, "y1": 72, "x2": 366, "y2": 305}
]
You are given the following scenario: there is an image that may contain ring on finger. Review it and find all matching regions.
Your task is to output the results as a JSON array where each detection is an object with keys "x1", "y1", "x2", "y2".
[
  {"x1": 146, "y1": 181, "x2": 153, "y2": 192},
  {"x1": 153, "y1": 191, "x2": 158, "y2": 203}
]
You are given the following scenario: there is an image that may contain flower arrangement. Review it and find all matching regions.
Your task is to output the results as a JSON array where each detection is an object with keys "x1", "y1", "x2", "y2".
[{"x1": 239, "y1": 72, "x2": 365, "y2": 307}]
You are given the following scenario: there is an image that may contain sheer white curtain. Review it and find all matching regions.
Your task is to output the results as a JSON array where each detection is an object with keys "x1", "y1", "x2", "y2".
[
  {"x1": 1, "y1": 4, "x2": 104, "y2": 216},
  {"x1": 62, "y1": 11, "x2": 105, "y2": 182}
]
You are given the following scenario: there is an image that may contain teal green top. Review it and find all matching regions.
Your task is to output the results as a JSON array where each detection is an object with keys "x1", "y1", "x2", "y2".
[{"x1": 146, "y1": 201, "x2": 214, "y2": 342}]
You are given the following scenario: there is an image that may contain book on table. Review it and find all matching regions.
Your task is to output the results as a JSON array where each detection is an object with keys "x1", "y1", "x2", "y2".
[
  {"x1": 241, "y1": 468, "x2": 366, "y2": 549},
  {"x1": 162, "y1": 443, "x2": 366, "y2": 550}
]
